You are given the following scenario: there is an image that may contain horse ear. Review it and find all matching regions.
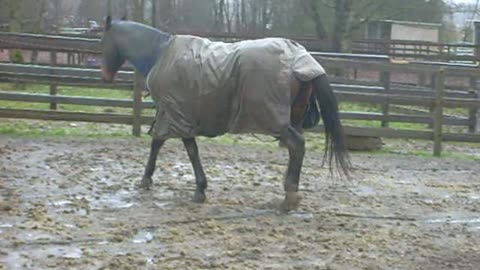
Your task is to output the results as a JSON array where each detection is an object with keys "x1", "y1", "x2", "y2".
[{"x1": 105, "y1": 15, "x2": 112, "y2": 31}]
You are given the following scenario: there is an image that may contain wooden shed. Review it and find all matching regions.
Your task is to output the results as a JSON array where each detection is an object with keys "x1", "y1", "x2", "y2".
[{"x1": 366, "y1": 20, "x2": 441, "y2": 42}]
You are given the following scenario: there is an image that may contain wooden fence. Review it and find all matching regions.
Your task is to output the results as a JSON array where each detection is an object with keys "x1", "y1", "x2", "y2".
[
  {"x1": 3, "y1": 32, "x2": 479, "y2": 63},
  {"x1": 0, "y1": 63, "x2": 149, "y2": 135},
  {"x1": 352, "y1": 39, "x2": 480, "y2": 63},
  {"x1": 314, "y1": 56, "x2": 480, "y2": 151},
  {"x1": 1, "y1": 33, "x2": 480, "y2": 156}
]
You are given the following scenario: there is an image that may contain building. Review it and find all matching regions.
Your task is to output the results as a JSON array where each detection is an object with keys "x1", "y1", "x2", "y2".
[{"x1": 366, "y1": 20, "x2": 441, "y2": 42}]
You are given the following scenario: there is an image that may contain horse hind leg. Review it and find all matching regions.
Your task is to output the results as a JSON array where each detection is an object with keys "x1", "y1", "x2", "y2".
[
  {"x1": 280, "y1": 126, "x2": 306, "y2": 211},
  {"x1": 279, "y1": 80, "x2": 311, "y2": 148}
]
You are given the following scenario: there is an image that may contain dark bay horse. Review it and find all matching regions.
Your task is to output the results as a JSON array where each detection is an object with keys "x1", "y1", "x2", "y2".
[{"x1": 100, "y1": 16, "x2": 350, "y2": 211}]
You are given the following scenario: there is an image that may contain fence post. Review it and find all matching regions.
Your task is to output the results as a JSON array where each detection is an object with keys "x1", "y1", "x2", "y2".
[
  {"x1": 380, "y1": 70, "x2": 391, "y2": 127},
  {"x1": 132, "y1": 71, "x2": 144, "y2": 137},
  {"x1": 468, "y1": 77, "x2": 479, "y2": 133},
  {"x1": 418, "y1": 71, "x2": 427, "y2": 87},
  {"x1": 477, "y1": 90, "x2": 480, "y2": 133},
  {"x1": 433, "y1": 69, "x2": 445, "y2": 157},
  {"x1": 49, "y1": 51, "x2": 58, "y2": 110},
  {"x1": 427, "y1": 73, "x2": 437, "y2": 129}
]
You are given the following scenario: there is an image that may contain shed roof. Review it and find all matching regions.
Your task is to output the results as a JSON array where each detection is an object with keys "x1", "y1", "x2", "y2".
[{"x1": 373, "y1": 20, "x2": 441, "y2": 29}]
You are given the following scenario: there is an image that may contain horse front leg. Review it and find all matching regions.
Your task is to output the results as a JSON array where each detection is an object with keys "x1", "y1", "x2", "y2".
[
  {"x1": 139, "y1": 138, "x2": 165, "y2": 189},
  {"x1": 183, "y1": 138, "x2": 208, "y2": 203},
  {"x1": 280, "y1": 126, "x2": 305, "y2": 211}
]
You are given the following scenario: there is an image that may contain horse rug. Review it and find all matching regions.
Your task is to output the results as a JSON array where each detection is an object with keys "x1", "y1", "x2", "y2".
[{"x1": 146, "y1": 35, "x2": 326, "y2": 139}]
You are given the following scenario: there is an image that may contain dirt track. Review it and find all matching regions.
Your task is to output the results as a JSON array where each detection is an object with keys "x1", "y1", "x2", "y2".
[{"x1": 1, "y1": 135, "x2": 479, "y2": 270}]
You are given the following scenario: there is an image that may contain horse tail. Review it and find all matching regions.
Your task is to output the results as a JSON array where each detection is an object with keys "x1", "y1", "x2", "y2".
[
  {"x1": 312, "y1": 74, "x2": 351, "y2": 176},
  {"x1": 301, "y1": 82, "x2": 321, "y2": 129}
]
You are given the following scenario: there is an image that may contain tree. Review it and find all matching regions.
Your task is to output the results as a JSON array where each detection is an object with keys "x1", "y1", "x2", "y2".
[
  {"x1": 213, "y1": 0, "x2": 226, "y2": 32},
  {"x1": 303, "y1": 0, "x2": 327, "y2": 39},
  {"x1": 8, "y1": 0, "x2": 22, "y2": 32},
  {"x1": 154, "y1": 0, "x2": 177, "y2": 30},
  {"x1": 78, "y1": 0, "x2": 108, "y2": 23},
  {"x1": 131, "y1": 0, "x2": 145, "y2": 22},
  {"x1": 305, "y1": 0, "x2": 447, "y2": 52},
  {"x1": 461, "y1": 0, "x2": 479, "y2": 42},
  {"x1": 332, "y1": 0, "x2": 352, "y2": 52}
]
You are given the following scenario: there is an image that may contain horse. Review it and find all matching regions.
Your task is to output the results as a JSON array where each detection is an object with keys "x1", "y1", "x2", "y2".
[{"x1": 100, "y1": 16, "x2": 350, "y2": 211}]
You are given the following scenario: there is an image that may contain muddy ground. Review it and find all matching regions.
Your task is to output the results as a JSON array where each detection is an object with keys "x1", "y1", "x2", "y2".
[{"x1": 0, "y1": 135, "x2": 479, "y2": 270}]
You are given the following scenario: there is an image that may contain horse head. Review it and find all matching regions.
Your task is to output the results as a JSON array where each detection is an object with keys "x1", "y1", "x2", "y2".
[
  {"x1": 100, "y1": 16, "x2": 170, "y2": 82},
  {"x1": 100, "y1": 15, "x2": 126, "y2": 82}
]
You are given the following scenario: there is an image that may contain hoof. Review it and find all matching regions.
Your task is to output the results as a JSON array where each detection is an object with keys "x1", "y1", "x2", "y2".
[
  {"x1": 137, "y1": 177, "x2": 152, "y2": 189},
  {"x1": 280, "y1": 192, "x2": 302, "y2": 212},
  {"x1": 192, "y1": 190, "x2": 206, "y2": 203}
]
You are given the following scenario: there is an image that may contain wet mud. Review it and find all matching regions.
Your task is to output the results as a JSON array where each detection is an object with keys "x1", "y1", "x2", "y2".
[{"x1": 0, "y1": 136, "x2": 479, "y2": 269}]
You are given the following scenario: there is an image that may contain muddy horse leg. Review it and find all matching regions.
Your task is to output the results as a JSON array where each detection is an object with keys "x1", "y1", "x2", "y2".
[
  {"x1": 183, "y1": 138, "x2": 208, "y2": 203},
  {"x1": 280, "y1": 126, "x2": 305, "y2": 211},
  {"x1": 139, "y1": 138, "x2": 165, "y2": 189}
]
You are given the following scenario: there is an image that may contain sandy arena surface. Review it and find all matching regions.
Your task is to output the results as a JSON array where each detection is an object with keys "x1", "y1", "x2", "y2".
[{"x1": 0, "y1": 135, "x2": 479, "y2": 269}]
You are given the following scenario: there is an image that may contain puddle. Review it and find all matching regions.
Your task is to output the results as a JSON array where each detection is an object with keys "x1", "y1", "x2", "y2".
[
  {"x1": 94, "y1": 197, "x2": 134, "y2": 209},
  {"x1": 470, "y1": 194, "x2": 480, "y2": 200},
  {"x1": 424, "y1": 212, "x2": 480, "y2": 228},
  {"x1": 353, "y1": 186, "x2": 377, "y2": 196},
  {"x1": 132, "y1": 228, "x2": 156, "y2": 244},
  {"x1": 427, "y1": 217, "x2": 480, "y2": 224},
  {"x1": 64, "y1": 224, "x2": 76, "y2": 229},
  {"x1": 290, "y1": 212, "x2": 314, "y2": 221},
  {"x1": 395, "y1": 180, "x2": 414, "y2": 185},
  {"x1": 51, "y1": 200, "x2": 74, "y2": 207},
  {"x1": 154, "y1": 201, "x2": 173, "y2": 209},
  {"x1": 3, "y1": 251, "x2": 23, "y2": 270},
  {"x1": 413, "y1": 186, "x2": 452, "y2": 199},
  {"x1": 146, "y1": 257, "x2": 155, "y2": 265},
  {"x1": 15, "y1": 231, "x2": 56, "y2": 242},
  {"x1": 50, "y1": 199, "x2": 89, "y2": 215},
  {"x1": 171, "y1": 162, "x2": 192, "y2": 179},
  {"x1": 91, "y1": 190, "x2": 134, "y2": 210},
  {"x1": 46, "y1": 246, "x2": 83, "y2": 259}
]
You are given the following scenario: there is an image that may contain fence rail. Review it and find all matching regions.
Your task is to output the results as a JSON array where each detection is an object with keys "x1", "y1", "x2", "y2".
[
  {"x1": 0, "y1": 32, "x2": 99, "y2": 53},
  {"x1": 1, "y1": 33, "x2": 480, "y2": 156},
  {"x1": 352, "y1": 39, "x2": 480, "y2": 63}
]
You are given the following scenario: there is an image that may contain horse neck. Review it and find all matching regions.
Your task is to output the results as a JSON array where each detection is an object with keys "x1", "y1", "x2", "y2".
[{"x1": 115, "y1": 23, "x2": 170, "y2": 77}]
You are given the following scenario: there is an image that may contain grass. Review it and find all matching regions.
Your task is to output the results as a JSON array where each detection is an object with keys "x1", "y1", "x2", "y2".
[
  {"x1": 380, "y1": 145, "x2": 480, "y2": 161},
  {"x1": 2, "y1": 118, "x2": 479, "y2": 161},
  {"x1": 0, "y1": 120, "x2": 132, "y2": 139},
  {"x1": 0, "y1": 83, "x2": 135, "y2": 113},
  {"x1": 200, "y1": 131, "x2": 328, "y2": 152},
  {"x1": 340, "y1": 101, "x2": 473, "y2": 132},
  {"x1": 340, "y1": 102, "x2": 432, "y2": 131},
  {"x1": 0, "y1": 83, "x2": 143, "y2": 138},
  {"x1": 0, "y1": 83, "x2": 131, "y2": 98}
]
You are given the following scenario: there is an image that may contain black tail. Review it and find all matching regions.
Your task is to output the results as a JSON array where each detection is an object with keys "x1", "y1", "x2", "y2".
[{"x1": 312, "y1": 74, "x2": 351, "y2": 176}]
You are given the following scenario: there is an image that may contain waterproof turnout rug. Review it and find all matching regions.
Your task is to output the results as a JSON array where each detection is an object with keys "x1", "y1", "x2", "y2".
[{"x1": 146, "y1": 35, "x2": 326, "y2": 139}]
